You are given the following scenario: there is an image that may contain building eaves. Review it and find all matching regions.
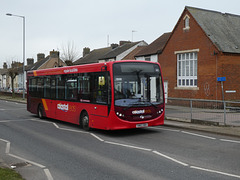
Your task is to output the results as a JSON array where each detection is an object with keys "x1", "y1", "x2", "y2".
[
  {"x1": 99, "y1": 41, "x2": 141, "y2": 60},
  {"x1": 122, "y1": 46, "x2": 146, "y2": 60},
  {"x1": 73, "y1": 47, "x2": 112, "y2": 65},
  {"x1": 186, "y1": 6, "x2": 240, "y2": 54},
  {"x1": 26, "y1": 56, "x2": 50, "y2": 71},
  {"x1": 135, "y1": 33, "x2": 171, "y2": 57}
]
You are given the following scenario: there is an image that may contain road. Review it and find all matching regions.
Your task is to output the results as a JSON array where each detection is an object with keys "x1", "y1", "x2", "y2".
[{"x1": 0, "y1": 100, "x2": 240, "y2": 180}]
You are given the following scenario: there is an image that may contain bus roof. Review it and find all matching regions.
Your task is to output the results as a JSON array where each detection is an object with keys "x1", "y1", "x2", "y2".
[{"x1": 27, "y1": 60, "x2": 159, "y2": 77}]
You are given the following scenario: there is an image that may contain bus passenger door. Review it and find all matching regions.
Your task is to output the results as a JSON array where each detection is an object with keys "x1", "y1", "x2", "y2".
[{"x1": 89, "y1": 72, "x2": 110, "y2": 129}]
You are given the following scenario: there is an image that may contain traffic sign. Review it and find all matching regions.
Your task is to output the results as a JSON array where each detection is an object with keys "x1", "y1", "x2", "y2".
[{"x1": 217, "y1": 77, "x2": 226, "y2": 82}]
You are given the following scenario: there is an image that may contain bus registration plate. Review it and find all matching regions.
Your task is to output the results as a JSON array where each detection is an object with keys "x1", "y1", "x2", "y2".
[{"x1": 136, "y1": 123, "x2": 148, "y2": 128}]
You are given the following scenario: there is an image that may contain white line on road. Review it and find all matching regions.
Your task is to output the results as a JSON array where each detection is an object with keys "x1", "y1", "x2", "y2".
[
  {"x1": 0, "y1": 138, "x2": 53, "y2": 180},
  {"x1": 0, "y1": 108, "x2": 26, "y2": 111},
  {"x1": 90, "y1": 133, "x2": 104, "y2": 142},
  {"x1": 220, "y1": 139, "x2": 240, "y2": 144},
  {"x1": 2, "y1": 118, "x2": 240, "y2": 179},
  {"x1": 148, "y1": 126, "x2": 181, "y2": 132},
  {"x1": 8, "y1": 153, "x2": 46, "y2": 169},
  {"x1": 190, "y1": 166, "x2": 240, "y2": 179},
  {"x1": 105, "y1": 141, "x2": 152, "y2": 152},
  {"x1": 44, "y1": 168, "x2": 54, "y2": 180},
  {"x1": 0, "y1": 119, "x2": 36, "y2": 123},
  {"x1": 152, "y1": 151, "x2": 189, "y2": 167},
  {"x1": 52, "y1": 123, "x2": 89, "y2": 134},
  {"x1": 181, "y1": 131, "x2": 216, "y2": 140}
]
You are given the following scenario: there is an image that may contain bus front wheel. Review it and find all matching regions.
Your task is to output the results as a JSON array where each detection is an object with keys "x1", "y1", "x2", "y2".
[{"x1": 81, "y1": 112, "x2": 90, "y2": 131}]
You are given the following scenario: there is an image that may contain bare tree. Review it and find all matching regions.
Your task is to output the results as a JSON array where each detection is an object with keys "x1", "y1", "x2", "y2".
[
  {"x1": 61, "y1": 41, "x2": 81, "y2": 66},
  {"x1": 8, "y1": 67, "x2": 18, "y2": 98}
]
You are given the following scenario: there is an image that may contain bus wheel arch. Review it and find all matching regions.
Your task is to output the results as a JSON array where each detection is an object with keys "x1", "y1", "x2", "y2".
[
  {"x1": 37, "y1": 104, "x2": 44, "y2": 119},
  {"x1": 80, "y1": 110, "x2": 90, "y2": 131}
]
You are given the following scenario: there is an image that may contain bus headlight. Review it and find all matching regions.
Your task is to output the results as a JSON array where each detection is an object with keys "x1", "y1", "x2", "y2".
[{"x1": 116, "y1": 112, "x2": 124, "y2": 117}]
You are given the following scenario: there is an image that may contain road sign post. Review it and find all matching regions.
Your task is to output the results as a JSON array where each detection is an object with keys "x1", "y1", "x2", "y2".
[{"x1": 217, "y1": 77, "x2": 226, "y2": 125}]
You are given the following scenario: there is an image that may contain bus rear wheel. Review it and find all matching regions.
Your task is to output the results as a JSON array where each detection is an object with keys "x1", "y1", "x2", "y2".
[
  {"x1": 81, "y1": 112, "x2": 90, "y2": 131},
  {"x1": 38, "y1": 104, "x2": 44, "y2": 119}
]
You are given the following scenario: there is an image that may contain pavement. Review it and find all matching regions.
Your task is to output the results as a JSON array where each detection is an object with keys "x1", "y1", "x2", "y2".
[{"x1": 0, "y1": 95, "x2": 239, "y2": 138}]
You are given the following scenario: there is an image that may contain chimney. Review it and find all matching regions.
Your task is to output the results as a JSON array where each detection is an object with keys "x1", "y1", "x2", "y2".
[
  {"x1": 11, "y1": 61, "x2": 23, "y2": 68},
  {"x1": 27, "y1": 58, "x2": 34, "y2": 65},
  {"x1": 37, "y1": 53, "x2": 45, "y2": 62},
  {"x1": 83, "y1": 47, "x2": 90, "y2": 57},
  {"x1": 3, "y1": 62, "x2": 7, "y2": 69},
  {"x1": 50, "y1": 49, "x2": 60, "y2": 58},
  {"x1": 119, "y1": 41, "x2": 131, "y2": 46},
  {"x1": 111, "y1": 43, "x2": 118, "y2": 49}
]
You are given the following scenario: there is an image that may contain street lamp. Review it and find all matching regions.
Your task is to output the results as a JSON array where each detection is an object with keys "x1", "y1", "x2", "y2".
[{"x1": 6, "y1": 13, "x2": 26, "y2": 99}]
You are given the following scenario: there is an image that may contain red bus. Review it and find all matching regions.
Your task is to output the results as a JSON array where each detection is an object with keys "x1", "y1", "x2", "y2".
[{"x1": 27, "y1": 60, "x2": 165, "y2": 130}]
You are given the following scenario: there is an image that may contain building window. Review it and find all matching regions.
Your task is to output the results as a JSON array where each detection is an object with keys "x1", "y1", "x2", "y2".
[
  {"x1": 177, "y1": 52, "x2": 197, "y2": 87},
  {"x1": 183, "y1": 15, "x2": 190, "y2": 30},
  {"x1": 144, "y1": 56, "x2": 151, "y2": 61}
]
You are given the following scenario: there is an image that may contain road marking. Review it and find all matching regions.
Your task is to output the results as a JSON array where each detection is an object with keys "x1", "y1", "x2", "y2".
[
  {"x1": 0, "y1": 119, "x2": 37, "y2": 123},
  {"x1": 181, "y1": 131, "x2": 216, "y2": 140},
  {"x1": 0, "y1": 108, "x2": 26, "y2": 111},
  {"x1": 148, "y1": 126, "x2": 181, "y2": 132},
  {"x1": 153, "y1": 151, "x2": 189, "y2": 166},
  {"x1": 44, "y1": 168, "x2": 54, "y2": 180},
  {"x1": 90, "y1": 133, "x2": 104, "y2": 142},
  {"x1": 190, "y1": 166, "x2": 240, "y2": 179},
  {"x1": 105, "y1": 141, "x2": 152, "y2": 152},
  {"x1": 53, "y1": 123, "x2": 88, "y2": 134},
  {"x1": 8, "y1": 154, "x2": 46, "y2": 169},
  {"x1": 2, "y1": 118, "x2": 240, "y2": 178},
  {"x1": 0, "y1": 138, "x2": 53, "y2": 180},
  {"x1": 220, "y1": 139, "x2": 240, "y2": 144}
]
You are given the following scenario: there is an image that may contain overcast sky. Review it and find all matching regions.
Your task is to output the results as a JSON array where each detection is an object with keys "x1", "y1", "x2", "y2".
[{"x1": 0, "y1": 0, "x2": 239, "y2": 67}]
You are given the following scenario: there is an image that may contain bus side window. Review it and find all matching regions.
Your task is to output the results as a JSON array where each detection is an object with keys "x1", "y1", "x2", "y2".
[
  {"x1": 66, "y1": 76, "x2": 77, "y2": 101},
  {"x1": 37, "y1": 77, "x2": 44, "y2": 98},
  {"x1": 51, "y1": 77, "x2": 56, "y2": 99},
  {"x1": 56, "y1": 75, "x2": 66, "y2": 100},
  {"x1": 78, "y1": 74, "x2": 90, "y2": 102},
  {"x1": 29, "y1": 78, "x2": 37, "y2": 97},
  {"x1": 44, "y1": 77, "x2": 51, "y2": 99}
]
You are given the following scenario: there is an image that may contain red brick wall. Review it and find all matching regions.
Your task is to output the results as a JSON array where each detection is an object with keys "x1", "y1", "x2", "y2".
[
  {"x1": 218, "y1": 54, "x2": 240, "y2": 100},
  {"x1": 159, "y1": 9, "x2": 240, "y2": 101}
]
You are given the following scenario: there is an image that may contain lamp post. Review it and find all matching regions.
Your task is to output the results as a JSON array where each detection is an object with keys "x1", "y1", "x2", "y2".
[{"x1": 6, "y1": 13, "x2": 26, "y2": 99}]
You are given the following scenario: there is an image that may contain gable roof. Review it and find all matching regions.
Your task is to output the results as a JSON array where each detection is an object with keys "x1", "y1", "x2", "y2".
[
  {"x1": 26, "y1": 55, "x2": 65, "y2": 71},
  {"x1": 186, "y1": 6, "x2": 240, "y2": 54},
  {"x1": 122, "y1": 46, "x2": 146, "y2": 60},
  {"x1": 73, "y1": 47, "x2": 112, "y2": 65},
  {"x1": 99, "y1": 41, "x2": 144, "y2": 60},
  {"x1": 26, "y1": 56, "x2": 50, "y2": 71},
  {"x1": 135, "y1": 32, "x2": 171, "y2": 57}
]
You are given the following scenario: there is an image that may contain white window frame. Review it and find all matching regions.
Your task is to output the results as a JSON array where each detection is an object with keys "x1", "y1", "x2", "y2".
[
  {"x1": 175, "y1": 49, "x2": 199, "y2": 88},
  {"x1": 183, "y1": 15, "x2": 190, "y2": 30}
]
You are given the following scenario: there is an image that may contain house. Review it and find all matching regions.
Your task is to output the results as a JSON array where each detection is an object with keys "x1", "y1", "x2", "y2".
[
  {"x1": 122, "y1": 46, "x2": 146, "y2": 60},
  {"x1": 0, "y1": 63, "x2": 9, "y2": 89},
  {"x1": 99, "y1": 41, "x2": 147, "y2": 62},
  {"x1": 135, "y1": 32, "x2": 171, "y2": 62},
  {"x1": 26, "y1": 50, "x2": 66, "y2": 71},
  {"x1": 159, "y1": 6, "x2": 240, "y2": 101},
  {"x1": 73, "y1": 47, "x2": 112, "y2": 65}
]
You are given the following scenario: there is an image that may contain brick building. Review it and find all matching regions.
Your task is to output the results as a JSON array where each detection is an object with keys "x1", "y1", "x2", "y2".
[{"x1": 159, "y1": 6, "x2": 240, "y2": 101}]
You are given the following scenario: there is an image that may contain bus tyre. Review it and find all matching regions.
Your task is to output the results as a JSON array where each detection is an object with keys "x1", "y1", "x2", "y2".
[
  {"x1": 81, "y1": 112, "x2": 90, "y2": 131},
  {"x1": 38, "y1": 104, "x2": 44, "y2": 119}
]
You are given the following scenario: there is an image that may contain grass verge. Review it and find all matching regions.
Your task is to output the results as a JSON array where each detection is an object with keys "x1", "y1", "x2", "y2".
[{"x1": 0, "y1": 167, "x2": 23, "y2": 180}]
